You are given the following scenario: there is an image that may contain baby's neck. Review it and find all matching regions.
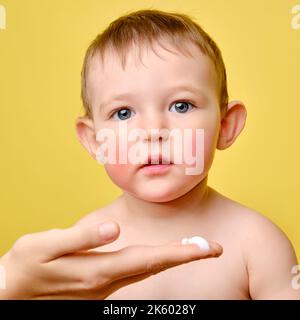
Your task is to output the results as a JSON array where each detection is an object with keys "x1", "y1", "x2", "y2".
[{"x1": 116, "y1": 176, "x2": 211, "y2": 228}]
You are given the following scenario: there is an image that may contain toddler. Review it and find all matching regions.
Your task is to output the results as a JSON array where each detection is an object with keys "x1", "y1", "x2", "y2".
[{"x1": 75, "y1": 8, "x2": 299, "y2": 299}]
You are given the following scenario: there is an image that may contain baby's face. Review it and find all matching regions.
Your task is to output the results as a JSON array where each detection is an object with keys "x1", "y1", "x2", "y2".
[{"x1": 85, "y1": 41, "x2": 222, "y2": 202}]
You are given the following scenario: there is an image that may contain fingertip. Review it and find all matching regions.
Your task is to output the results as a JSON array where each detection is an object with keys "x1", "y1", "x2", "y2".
[
  {"x1": 98, "y1": 220, "x2": 120, "y2": 242},
  {"x1": 208, "y1": 241, "x2": 223, "y2": 257},
  {"x1": 180, "y1": 239, "x2": 223, "y2": 260}
]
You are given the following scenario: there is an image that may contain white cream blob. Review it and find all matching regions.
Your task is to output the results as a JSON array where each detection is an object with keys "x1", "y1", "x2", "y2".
[{"x1": 181, "y1": 236, "x2": 210, "y2": 252}]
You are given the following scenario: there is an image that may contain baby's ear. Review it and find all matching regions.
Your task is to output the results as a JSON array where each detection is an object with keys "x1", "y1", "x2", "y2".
[
  {"x1": 75, "y1": 116, "x2": 98, "y2": 160},
  {"x1": 216, "y1": 100, "x2": 247, "y2": 150}
]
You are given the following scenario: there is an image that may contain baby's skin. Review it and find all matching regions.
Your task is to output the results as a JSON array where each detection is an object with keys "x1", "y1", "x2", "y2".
[
  {"x1": 76, "y1": 181, "x2": 299, "y2": 299},
  {"x1": 75, "y1": 38, "x2": 300, "y2": 299}
]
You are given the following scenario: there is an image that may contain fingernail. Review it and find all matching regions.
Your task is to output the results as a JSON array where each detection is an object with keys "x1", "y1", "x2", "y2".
[{"x1": 99, "y1": 222, "x2": 117, "y2": 241}]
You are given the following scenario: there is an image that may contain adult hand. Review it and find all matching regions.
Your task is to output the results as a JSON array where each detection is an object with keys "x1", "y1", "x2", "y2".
[{"x1": 0, "y1": 221, "x2": 222, "y2": 299}]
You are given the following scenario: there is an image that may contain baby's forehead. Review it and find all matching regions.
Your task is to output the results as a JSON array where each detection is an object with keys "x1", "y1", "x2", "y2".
[
  {"x1": 92, "y1": 41, "x2": 214, "y2": 73},
  {"x1": 86, "y1": 41, "x2": 218, "y2": 102}
]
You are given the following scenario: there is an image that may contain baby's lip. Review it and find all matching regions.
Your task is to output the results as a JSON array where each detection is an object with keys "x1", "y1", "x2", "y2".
[{"x1": 139, "y1": 154, "x2": 173, "y2": 167}]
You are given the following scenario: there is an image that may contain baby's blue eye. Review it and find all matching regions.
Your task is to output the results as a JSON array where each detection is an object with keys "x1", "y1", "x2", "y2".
[
  {"x1": 111, "y1": 108, "x2": 135, "y2": 121},
  {"x1": 110, "y1": 101, "x2": 194, "y2": 120},
  {"x1": 169, "y1": 101, "x2": 194, "y2": 113}
]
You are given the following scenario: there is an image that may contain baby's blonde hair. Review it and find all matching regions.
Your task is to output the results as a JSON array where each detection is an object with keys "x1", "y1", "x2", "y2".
[{"x1": 81, "y1": 8, "x2": 228, "y2": 119}]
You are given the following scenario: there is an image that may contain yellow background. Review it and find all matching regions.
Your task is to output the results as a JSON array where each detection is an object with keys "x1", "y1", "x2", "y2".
[{"x1": 0, "y1": 0, "x2": 299, "y2": 262}]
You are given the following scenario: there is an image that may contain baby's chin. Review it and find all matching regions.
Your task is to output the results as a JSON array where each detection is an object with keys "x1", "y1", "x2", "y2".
[
  {"x1": 124, "y1": 179, "x2": 197, "y2": 203},
  {"x1": 135, "y1": 190, "x2": 180, "y2": 203},
  {"x1": 104, "y1": 163, "x2": 205, "y2": 202}
]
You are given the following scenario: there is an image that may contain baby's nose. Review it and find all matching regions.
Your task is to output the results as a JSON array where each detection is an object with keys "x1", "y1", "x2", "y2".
[{"x1": 140, "y1": 112, "x2": 169, "y2": 141}]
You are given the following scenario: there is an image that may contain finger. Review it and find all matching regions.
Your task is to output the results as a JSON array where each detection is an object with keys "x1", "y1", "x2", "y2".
[
  {"x1": 101, "y1": 239, "x2": 223, "y2": 283},
  {"x1": 100, "y1": 271, "x2": 155, "y2": 299},
  {"x1": 40, "y1": 240, "x2": 222, "y2": 296},
  {"x1": 38, "y1": 221, "x2": 120, "y2": 262}
]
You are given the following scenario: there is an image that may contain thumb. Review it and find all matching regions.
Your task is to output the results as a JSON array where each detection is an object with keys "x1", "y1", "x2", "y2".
[
  {"x1": 42, "y1": 221, "x2": 120, "y2": 261},
  {"x1": 98, "y1": 221, "x2": 120, "y2": 242}
]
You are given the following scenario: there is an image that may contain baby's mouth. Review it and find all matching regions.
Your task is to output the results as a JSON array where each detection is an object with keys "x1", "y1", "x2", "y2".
[
  {"x1": 138, "y1": 154, "x2": 174, "y2": 175},
  {"x1": 140, "y1": 154, "x2": 173, "y2": 167}
]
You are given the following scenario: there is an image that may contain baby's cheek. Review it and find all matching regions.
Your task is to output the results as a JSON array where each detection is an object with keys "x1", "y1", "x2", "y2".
[
  {"x1": 103, "y1": 142, "x2": 133, "y2": 188},
  {"x1": 191, "y1": 128, "x2": 216, "y2": 167},
  {"x1": 104, "y1": 163, "x2": 132, "y2": 188}
]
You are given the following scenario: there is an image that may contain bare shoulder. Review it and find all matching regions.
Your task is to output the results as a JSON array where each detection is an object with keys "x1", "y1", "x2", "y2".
[
  {"x1": 209, "y1": 187, "x2": 294, "y2": 243},
  {"x1": 210, "y1": 187, "x2": 299, "y2": 299}
]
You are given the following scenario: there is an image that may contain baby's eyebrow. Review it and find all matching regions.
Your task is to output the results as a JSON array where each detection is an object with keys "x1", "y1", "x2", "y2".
[{"x1": 98, "y1": 84, "x2": 207, "y2": 111}]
